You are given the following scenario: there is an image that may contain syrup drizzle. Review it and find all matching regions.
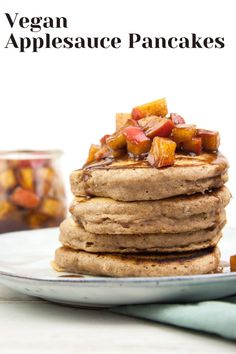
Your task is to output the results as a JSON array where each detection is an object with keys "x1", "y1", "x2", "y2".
[{"x1": 83, "y1": 152, "x2": 228, "y2": 171}]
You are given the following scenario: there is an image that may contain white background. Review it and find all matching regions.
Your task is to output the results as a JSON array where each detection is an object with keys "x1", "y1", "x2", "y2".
[{"x1": 0, "y1": 0, "x2": 235, "y2": 225}]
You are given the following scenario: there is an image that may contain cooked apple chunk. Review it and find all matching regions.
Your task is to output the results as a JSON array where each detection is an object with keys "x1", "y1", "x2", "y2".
[
  {"x1": 137, "y1": 115, "x2": 156, "y2": 129},
  {"x1": 170, "y1": 113, "x2": 186, "y2": 125},
  {"x1": 172, "y1": 124, "x2": 197, "y2": 144},
  {"x1": 107, "y1": 119, "x2": 139, "y2": 151},
  {"x1": 94, "y1": 145, "x2": 112, "y2": 160},
  {"x1": 100, "y1": 134, "x2": 110, "y2": 145},
  {"x1": 131, "y1": 98, "x2": 168, "y2": 120},
  {"x1": 197, "y1": 129, "x2": 220, "y2": 151},
  {"x1": 230, "y1": 255, "x2": 236, "y2": 272},
  {"x1": 147, "y1": 137, "x2": 176, "y2": 168},
  {"x1": 123, "y1": 126, "x2": 151, "y2": 155},
  {"x1": 106, "y1": 132, "x2": 126, "y2": 150},
  {"x1": 86, "y1": 144, "x2": 101, "y2": 164},
  {"x1": 93, "y1": 144, "x2": 125, "y2": 161},
  {"x1": 183, "y1": 137, "x2": 202, "y2": 155},
  {"x1": 116, "y1": 113, "x2": 131, "y2": 130},
  {"x1": 138, "y1": 116, "x2": 174, "y2": 138}
]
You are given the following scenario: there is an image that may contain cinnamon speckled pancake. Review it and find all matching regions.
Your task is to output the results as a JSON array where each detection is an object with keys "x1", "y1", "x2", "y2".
[
  {"x1": 60, "y1": 217, "x2": 225, "y2": 253},
  {"x1": 70, "y1": 152, "x2": 228, "y2": 201},
  {"x1": 54, "y1": 246, "x2": 221, "y2": 277},
  {"x1": 70, "y1": 186, "x2": 230, "y2": 235}
]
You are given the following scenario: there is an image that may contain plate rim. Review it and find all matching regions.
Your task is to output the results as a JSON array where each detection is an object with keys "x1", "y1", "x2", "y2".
[{"x1": 0, "y1": 269, "x2": 236, "y2": 286}]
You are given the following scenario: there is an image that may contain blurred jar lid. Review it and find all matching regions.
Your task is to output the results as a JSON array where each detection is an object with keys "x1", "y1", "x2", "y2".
[{"x1": 0, "y1": 150, "x2": 63, "y2": 160}]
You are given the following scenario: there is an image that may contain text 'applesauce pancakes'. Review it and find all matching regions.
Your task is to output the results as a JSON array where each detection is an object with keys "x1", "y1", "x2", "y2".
[{"x1": 53, "y1": 98, "x2": 230, "y2": 277}]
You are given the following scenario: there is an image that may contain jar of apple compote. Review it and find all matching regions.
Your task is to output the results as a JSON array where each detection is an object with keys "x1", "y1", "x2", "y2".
[{"x1": 0, "y1": 150, "x2": 67, "y2": 233}]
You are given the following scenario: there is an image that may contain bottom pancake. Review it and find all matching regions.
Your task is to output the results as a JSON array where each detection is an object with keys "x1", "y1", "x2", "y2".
[
  {"x1": 54, "y1": 246, "x2": 220, "y2": 277},
  {"x1": 60, "y1": 218, "x2": 225, "y2": 253}
]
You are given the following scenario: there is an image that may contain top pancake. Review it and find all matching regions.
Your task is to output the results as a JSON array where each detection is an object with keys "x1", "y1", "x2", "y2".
[{"x1": 70, "y1": 152, "x2": 228, "y2": 201}]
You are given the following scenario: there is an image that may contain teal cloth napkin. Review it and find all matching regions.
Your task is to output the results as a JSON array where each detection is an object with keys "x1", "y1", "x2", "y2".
[{"x1": 110, "y1": 295, "x2": 236, "y2": 340}]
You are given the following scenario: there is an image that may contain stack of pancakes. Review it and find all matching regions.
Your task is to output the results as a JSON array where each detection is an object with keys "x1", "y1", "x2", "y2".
[{"x1": 54, "y1": 152, "x2": 230, "y2": 277}]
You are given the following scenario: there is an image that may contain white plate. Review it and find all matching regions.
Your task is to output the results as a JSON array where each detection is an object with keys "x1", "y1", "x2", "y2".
[{"x1": 0, "y1": 228, "x2": 235, "y2": 308}]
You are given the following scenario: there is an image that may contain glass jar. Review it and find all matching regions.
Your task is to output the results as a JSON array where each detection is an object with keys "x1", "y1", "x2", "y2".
[{"x1": 0, "y1": 150, "x2": 67, "y2": 234}]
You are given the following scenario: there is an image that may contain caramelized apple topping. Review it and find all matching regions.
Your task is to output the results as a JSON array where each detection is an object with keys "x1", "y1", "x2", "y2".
[
  {"x1": 147, "y1": 137, "x2": 176, "y2": 168},
  {"x1": 106, "y1": 131, "x2": 126, "y2": 150},
  {"x1": 84, "y1": 98, "x2": 221, "y2": 168},
  {"x1": 106, "y1": 119, "x2": 138, "y2": 151},
  {"x1": 144, "y1": 117, "x2": 174, "y2": 139},
  {"x1": 170, "y1": 113, "x2": 186, "y2": 125},
  {"x1": 123, "y1": 126, "x2": 151, "y2": 155},
  {"x1": 116, "y1": 113, "x2": 131, "y2": 130},
  {"x1": 182, "y1": 137, "x2": 202, "y2": 155},
  {"x1": 94, "y1": 145, "x2": 112, "y2": 161},
  {"x1": 92, "y1": 144, "x2": 125, "y2": 162},
  {"x1": 137, "y1": 115, "x2": 157, "y2": 129},
  {"x1": 197, "y1": 129, "x2": 220, "y2": 152},
  {"x1": 230, "y1": 255, "x2": 236, "y2": 272},
  {"x1": 100, "y1": 134, "x2": 111, "y2": 145},
  {"x1": 131, "y1": 98, "x2": 168, "y2": 120},
  {"x1": 86, "y1": 144, "x2": 101, "y2": 164},
  {"x1": 172, "y1": 124, "x2": 197, "y2": 144}
]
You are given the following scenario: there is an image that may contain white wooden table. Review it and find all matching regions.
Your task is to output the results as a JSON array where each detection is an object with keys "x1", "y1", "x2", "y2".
[{"x1": 0, "y1": 284, "x2": 235, "y2": 354}]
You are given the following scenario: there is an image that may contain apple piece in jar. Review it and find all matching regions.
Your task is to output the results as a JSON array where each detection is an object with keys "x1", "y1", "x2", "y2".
[
  {"x1": 51, "y1": 176, "x2": 66, "y2": 200},
  {"x1": 183, "y1": 137, "x2": 202, "y2": 155},
  {"x1": 35, "y1": 167, "x2": 55, "y2": 197},
  {"x1": 0, "y1": 169, "x2": 17, "y2": 190},
  {"x1": 26, "y1": 212, "x2": 49, "y2": 229},
  {"x1": 11, "y1": 187, "x2": 40, "y2": 209},
  {"x1": 197, "y1": 129, "x2": 220, "y2": 152},
  {"x1": 170, "y1": 113, "x2": 186, "y2": 125},
  {"x1": 18, "y1": 168, "x2": 34, "y2": 190},
  {"x1": 172, "y1": 124, "x2": 197, "y2": 144},
  {"x1": 0, "y1": 160, "x2": 7, "y2": 173},
  {"x1": 40, "y1": 198, "x2": 65, "y2": 217},
  {"x1": 0, "y1": 200, "x2": 16, "y2": 220},
  {"x1": 147, "y1": 137, "x2": 176, "y2": 168},
  {"x1": 116, "y1": 113, "x2": 131, "y2": 131},
  {"x1": 131, "y1": 98, "x2": 168, "y2": 120},
  {"x1": 123, "y1": 126, "x2": 151, "y2": 155}
]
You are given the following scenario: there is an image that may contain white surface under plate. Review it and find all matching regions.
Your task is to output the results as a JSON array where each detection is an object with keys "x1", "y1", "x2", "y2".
[{"x1": 0, "y1": 228, "x2": 235, "y2": 308}]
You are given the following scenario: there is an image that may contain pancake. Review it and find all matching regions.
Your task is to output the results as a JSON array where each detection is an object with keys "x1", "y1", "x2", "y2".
[
  {"x1": 60, "y1": 217, "x2": 225, "y2": 253},
  {"x1": 54, "y1": 246, "x2": 221, "y2": 277},
  {"x1": 70, "y1": 186, "x2": 230, "y2": 235},
  {"x1": 70, "y1": 152, "x2": 228, "y2": 201}
]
